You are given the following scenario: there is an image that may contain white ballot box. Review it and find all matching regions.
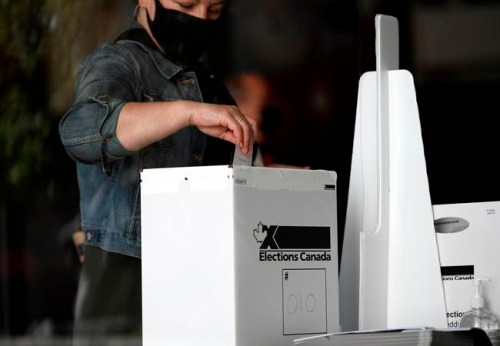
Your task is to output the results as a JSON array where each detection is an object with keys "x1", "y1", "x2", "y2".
[{"x1": 141, "y1": 166, "x2": 340, "y2": 346}]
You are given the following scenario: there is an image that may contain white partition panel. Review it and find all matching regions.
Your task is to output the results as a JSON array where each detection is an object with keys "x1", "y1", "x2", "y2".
[{"x1": 339, "y1": 14, "x2": 447, "y2": 331}]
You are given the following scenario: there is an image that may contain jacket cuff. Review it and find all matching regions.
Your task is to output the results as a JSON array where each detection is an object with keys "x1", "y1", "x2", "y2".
[{"x1": 97, "y1": 97, "x2": 133, "y2": 160}]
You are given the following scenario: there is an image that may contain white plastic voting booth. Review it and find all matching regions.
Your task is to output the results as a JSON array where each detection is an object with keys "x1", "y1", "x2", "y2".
[
  {"x1": 141, "y1": 166, "x2": 340, "y2": 345},
  {"x1": 339, "y1": 15, "x2": 448, "y2": 331}
]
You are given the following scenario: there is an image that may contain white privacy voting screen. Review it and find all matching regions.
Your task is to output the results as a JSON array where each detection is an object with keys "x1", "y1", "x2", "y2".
[{"x1": 339, "y1": 14, "x2": 447, "y2": 331}]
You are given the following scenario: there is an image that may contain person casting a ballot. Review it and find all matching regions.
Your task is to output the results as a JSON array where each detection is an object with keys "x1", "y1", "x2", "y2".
[{"x1": 59, "y1": 0, "x2": 259, "y2": 343}]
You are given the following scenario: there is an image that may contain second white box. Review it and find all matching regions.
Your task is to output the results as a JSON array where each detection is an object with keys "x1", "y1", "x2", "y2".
[{"x1": 434, "y1": 201, "x2": 500, "y2": 328}]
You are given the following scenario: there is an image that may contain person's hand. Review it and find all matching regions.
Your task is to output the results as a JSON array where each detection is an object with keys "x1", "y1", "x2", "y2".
[
  {"x1": 186, "y1": 102, "x2": 256, "y2": 156},
  {"x1": 116, "y1": 100, "x2": 256, "y2": 154}
]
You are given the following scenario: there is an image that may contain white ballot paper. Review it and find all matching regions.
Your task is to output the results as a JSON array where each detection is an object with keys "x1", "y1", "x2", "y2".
[{"x1": 233, "y1": 144, "x2": 253, "y2": 166}]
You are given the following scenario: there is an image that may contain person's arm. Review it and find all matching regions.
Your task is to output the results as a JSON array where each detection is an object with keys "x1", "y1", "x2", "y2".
[
  {"x1": 59, "y1": 43, "x2": 255, "y2": 164},
  {"x1": 117, "y1": 100, "x2": 255, "y2": 155}
]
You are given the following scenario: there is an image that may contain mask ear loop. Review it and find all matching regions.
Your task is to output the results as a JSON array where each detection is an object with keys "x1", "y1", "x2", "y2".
[{"x1": 133, "y1": 4, "x2": 140, "y2": 20}]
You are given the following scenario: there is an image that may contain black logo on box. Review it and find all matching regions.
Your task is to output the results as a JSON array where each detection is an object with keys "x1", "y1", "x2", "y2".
[{"x1": 253, "y1": 222, "x2": 332, "y2": 262}]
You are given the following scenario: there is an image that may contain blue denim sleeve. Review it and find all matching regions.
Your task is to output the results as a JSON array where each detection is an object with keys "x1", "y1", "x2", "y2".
[{"x1": 59, "y1": 43, "x2": 137, "y2": 164}]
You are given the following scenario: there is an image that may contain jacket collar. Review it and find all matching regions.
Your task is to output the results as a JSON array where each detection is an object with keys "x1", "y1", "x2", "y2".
[{"x1": 116, "y1": 28, "x2": 184, "y2": 79}]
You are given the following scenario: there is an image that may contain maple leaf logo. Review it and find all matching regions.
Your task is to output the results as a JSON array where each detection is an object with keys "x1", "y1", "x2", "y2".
[{"x1": 253, "y1": 221, "x2": 267, "y2": 243}]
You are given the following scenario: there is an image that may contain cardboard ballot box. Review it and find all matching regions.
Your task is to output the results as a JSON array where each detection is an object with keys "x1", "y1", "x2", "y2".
[
  {"x1": 434, "y1": 201, "x2": 500, "y2": 328},
  {"x1": 141, "y1": 166, "x2": 340, "y2": 346}
]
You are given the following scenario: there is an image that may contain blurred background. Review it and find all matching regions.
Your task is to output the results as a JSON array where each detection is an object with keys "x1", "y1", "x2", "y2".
[{"x1": 1, "y1": 0, "x2": 499, "y2": 343}]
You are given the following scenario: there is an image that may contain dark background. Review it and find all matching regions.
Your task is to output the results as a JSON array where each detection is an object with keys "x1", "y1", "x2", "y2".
[{"x1": 1, "y1": 0, "x2": 499, "y2": 340}]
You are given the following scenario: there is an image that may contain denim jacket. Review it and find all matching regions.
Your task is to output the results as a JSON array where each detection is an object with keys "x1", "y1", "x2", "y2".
[{"x1": 59, "y1": 31, "x2": 236, "y2": 258}]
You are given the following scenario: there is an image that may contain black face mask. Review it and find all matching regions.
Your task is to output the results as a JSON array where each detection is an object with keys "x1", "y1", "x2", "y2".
[{"x1": 147, "y1": 0, "x2": 220, "y2": 67}]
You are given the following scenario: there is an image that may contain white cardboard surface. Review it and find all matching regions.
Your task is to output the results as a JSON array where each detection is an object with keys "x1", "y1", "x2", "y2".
[
  {"x1": 141, "y1": 166, "x2": 339, "y2": 345},
  {"x1": 339, "y1": 69, "x2": 447, "y2": 332},
  {"x1": 340, "y1": 14, "x2": 446, "y2": 332}
]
